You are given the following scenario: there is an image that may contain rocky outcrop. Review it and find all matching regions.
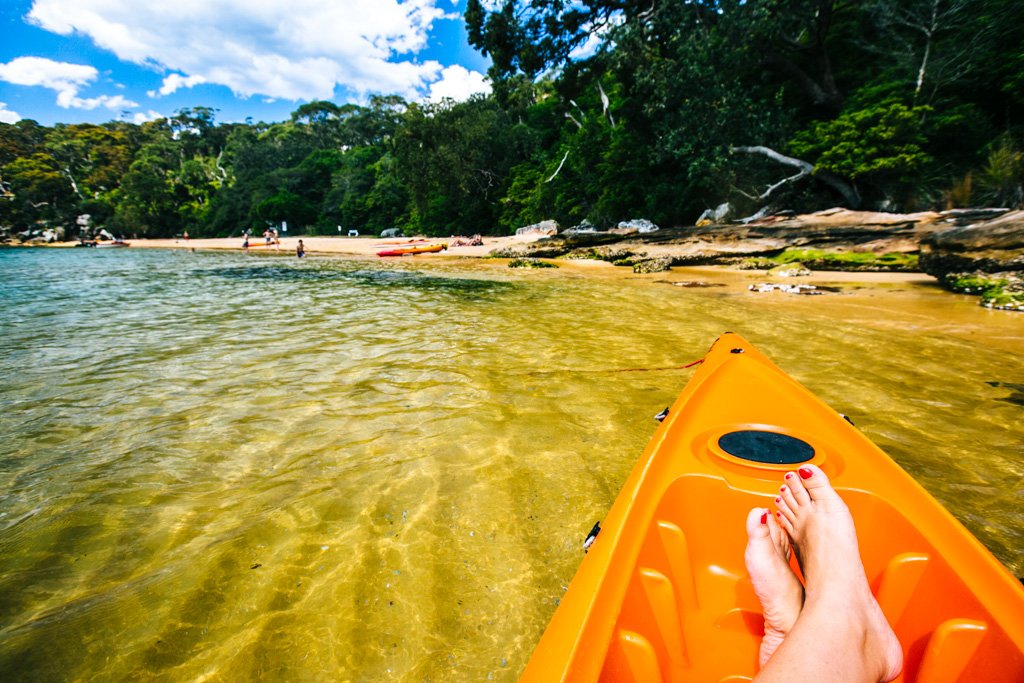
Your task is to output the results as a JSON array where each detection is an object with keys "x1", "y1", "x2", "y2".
[
  {"x1": 696, "y1": 202, "x2": 734, "y2": 226},
  {"x1": 920, "y1": 211, "x2": 1024, "y2": 311},
  {"x1": 17, "y1": 226, "x2": 66, "y2": 243},
  {"x1": 516, "y1": 220, "x2": 559, "y2": 236},
  {"x1": 492, "y1": 209, "x2": 946, "y2": 265},
  {"x1": 508, "y1": 257, "x2": 557, "y2": 269},
  {"x1": 611, "y1": 218, "x2": 659, "y2": 235},
  {"x1": 563, "y1": 219, "x2": 596, "y2": 235},
  {"x1": 767, "y1": 262, "x2": 811, "y2": 277},
  {"x1": 632, "y1": 256, "x2": 673, "y2": 273},
  {"x1": 919, "y1": 210, "x2": 1024, "y2": 276},
  {"x1": 490, "y1": 208, "x2": 1024, "y2": 310}
]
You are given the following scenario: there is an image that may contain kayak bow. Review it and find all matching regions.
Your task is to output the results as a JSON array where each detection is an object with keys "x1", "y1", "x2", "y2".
[{"x1": 522, "y1": 333, "x2": 1024, "y2": 682}]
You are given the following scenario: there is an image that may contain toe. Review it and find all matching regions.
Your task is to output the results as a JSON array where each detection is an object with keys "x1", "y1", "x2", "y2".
[
  {"x1": 774, "y1": 509, "x2": 794, "y2": 535},
  {"x1": 779, "y1": 482, "x2": 799, "y2": 510},
  {"x1": 767, "y1": 515, "x2": 791, "y2": 558},
  {"x1": 746, "y1": 507, "x2": 771, "y2": 538},
  {"x1": 789, "y1": 474, "x2": 811, "y2": 506},
  {"x1": 796, "y1": 464, "x2": 833, "y2": 501},
  {"x1": 775, "y1": 495, "x2": 796, "y2": 525}
]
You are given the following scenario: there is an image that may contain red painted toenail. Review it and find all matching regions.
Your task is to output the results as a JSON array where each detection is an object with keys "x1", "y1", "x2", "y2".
[
  {"x1": 785, "y1": 473, "x2": 793, "y2": 479},
  {"x1": 760, "y1": 512, "x2": 768, "y2": 524},
  {"x1": 798, "y1": 467, "x2": 813, "y2": 479},
  {"x1": 775, "y1": 496, "x2": 782, "y2": 503},
  {"x1": 775, "y1": 511, "x2": 782, "y2": 518},
  {"x1": 779, "y1": 485, "x2": 787, "y2": 493}
]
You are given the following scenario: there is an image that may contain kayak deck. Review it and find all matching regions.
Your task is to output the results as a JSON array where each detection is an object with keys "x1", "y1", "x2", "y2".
[{"x1": 522, "y1": 333, "x2": 1024, "y2": 682}]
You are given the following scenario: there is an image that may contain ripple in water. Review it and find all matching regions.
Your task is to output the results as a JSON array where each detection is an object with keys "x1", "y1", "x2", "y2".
[{"x1": 0, "y1": 247, "x2": 1020, "y2": 681}]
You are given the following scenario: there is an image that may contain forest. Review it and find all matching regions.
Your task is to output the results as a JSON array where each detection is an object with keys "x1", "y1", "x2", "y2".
[{"x1": 1, "y1": 0, "x2": 1023, "y2": 239}]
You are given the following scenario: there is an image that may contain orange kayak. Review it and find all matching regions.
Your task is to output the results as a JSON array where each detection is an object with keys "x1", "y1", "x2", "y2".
[
  {"x1": 377, "y1": 243, "x2": 447, "y2": 257},
  {"x1": 522, "y1": 333, "x2": 1024, "y2": 682}
]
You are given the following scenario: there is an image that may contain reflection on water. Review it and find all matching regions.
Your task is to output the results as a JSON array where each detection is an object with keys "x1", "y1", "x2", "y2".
[{"x1": 0, "y1": 248, "x2": 1021, "y2": 681}]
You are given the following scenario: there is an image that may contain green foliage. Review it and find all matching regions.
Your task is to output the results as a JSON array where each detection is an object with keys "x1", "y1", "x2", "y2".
[
  {"x1": 1, "y1": 0, "x2": 1022, "y2": 237},
  {"x1": 790, "y1": 102, "x2": 933, "y2": 186},
  {"x1": 978, "y1": 135, "x2": 1024, "y2": 207}
]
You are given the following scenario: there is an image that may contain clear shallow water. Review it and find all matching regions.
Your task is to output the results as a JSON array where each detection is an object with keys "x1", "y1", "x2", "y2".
[{"x1": 0, "y1": 248, "x2": 1021, "y2": 681}]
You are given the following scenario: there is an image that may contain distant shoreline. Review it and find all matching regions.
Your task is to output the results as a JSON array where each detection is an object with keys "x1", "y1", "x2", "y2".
[
  {"x1": 26, "y1": 233, "x2": 941, "y2": 287},
  {"x1": 93, "y1": 234, "x2": 541, "y2": 259}
]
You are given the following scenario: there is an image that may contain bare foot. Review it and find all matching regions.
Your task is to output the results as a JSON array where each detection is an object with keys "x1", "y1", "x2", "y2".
[
  {"x1": 744, "y1": 507, "x2": 804, "y2": 667},
  {"x1": 774, "y1": 464, "x2": 903, "y2": 682}
]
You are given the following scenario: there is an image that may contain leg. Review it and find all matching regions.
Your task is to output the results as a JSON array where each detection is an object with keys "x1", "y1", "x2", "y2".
[
  {"x1": 755, "y1": 464, "x2": 902, "y2": 683},
  {"x1": 744, "y1": 507, "x2": 804, "y2": 667}
]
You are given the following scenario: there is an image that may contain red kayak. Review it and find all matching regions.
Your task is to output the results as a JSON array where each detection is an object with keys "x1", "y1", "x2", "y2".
[{"x1": 377, "y1": 243, "x2": 447, "y2": 257}]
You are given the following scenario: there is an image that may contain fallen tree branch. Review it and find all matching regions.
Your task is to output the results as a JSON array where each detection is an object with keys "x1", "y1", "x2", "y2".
[{"x1": 731, "y1": 145, "x2": 861, "y2": 208}]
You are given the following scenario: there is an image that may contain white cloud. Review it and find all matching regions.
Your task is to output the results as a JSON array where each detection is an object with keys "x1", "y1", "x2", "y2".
[
  {"x1": 427, "y1": 65, "x2": 489, "y2": 102},
  {"x1": 0, "y1": 56, "x2": 138, "y2": 110},
  {"x1": 27, "y1": 0, "x2": 463, "y2": 101},
  {"x1": 0, "y1": 102, "x2": 21, "y2": 123},
  {"x1": 148, "y1": 73, "x2": 207, "y2": 98},
  {"x1": 131, "y1": 109, "x2": 163, "y2": 124}
]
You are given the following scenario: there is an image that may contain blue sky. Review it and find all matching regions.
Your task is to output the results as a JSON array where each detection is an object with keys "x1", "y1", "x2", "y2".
[{"x1": 0, "y1": 0, "x2": 492, "y2": 126}]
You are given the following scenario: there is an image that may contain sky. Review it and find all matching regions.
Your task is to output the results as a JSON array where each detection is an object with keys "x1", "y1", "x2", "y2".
[{"x1": 0, "y1": 0, "x2": 493, "y2": 126}]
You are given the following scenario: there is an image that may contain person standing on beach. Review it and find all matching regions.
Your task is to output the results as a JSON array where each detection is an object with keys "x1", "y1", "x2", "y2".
[{"x1": 296, "y1": 239, "x2": 306, "y2": 258}]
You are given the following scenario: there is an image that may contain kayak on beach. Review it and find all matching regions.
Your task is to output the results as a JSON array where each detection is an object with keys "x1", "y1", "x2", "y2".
[
  {"x1": 377, "y1": 243, "x2": 447, "y2": 257},
  {"x1": 522, "y1": 332, "x2": 1024, "y2": 682},
  {"x1": 94, "y1": 240, "x2": 130, "y2": 248}
]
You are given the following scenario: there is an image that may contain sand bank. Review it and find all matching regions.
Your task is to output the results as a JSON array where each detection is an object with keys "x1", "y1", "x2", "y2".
[{"x1": 125, "y1": 234, "x2": 542, "y2": 258}]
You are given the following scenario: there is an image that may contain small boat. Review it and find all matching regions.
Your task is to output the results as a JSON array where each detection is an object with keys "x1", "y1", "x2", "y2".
[
  {"x1": 522, "y1": 333, "x2": 1024, "y2": 682},
  {"x1": 377, "y1": 243, "x2": 447, "y2": 257},
  {"x1": 94, "y1": 240, "x2": 130, "y2": 248}
]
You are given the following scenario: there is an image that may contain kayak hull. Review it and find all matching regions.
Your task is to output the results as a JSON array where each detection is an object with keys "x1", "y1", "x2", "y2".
[
  {"x1": 522, "y1": 333, "x2": 1024, "y2": 682},
  {"x1": 377, "y1": 243, "x2": 447, "y2": 257}
]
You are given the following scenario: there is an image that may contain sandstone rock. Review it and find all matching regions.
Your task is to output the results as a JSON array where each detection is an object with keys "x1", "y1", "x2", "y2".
[
  {"x1": 666, "y1": 281, "x2": 725, "y2": 288},
  {"x1": 516, "y1": 219, "x2": 559, "y2": 236},
  {"x1": 938, "y1": 208, "x2": 1011, "y2": 226},
  {"x1": 564, "y1": 219, "x2": 597, "y2": 235},
  {"x1": 768, "y1": 262, "x2": 812, "y2": 277},
  {"x1": 920, "y1": 210, "x2": 1024, "y2": 277},
  {"x1": 632, "y1": 256, "x2": 673, "y2": 273},
  {"x1": 617, "y1": 218, "x2": 659, "y2": 233},
  {"x1": 697, "y1": 202, "x2": 734, "y2": 225}
]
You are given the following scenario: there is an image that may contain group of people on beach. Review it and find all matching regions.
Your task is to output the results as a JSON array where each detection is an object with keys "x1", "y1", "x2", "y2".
[
  {"x1": 239, "y1": 227, "x2": 307, "y2": 258},
  {"x1": 241, "y1": 227, "x2": 281, "y2": 251}
]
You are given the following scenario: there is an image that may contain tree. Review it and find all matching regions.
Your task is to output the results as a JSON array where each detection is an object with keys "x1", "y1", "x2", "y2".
[{"x1": 788, "y1": 101, "x2": 933, "y2": 206}]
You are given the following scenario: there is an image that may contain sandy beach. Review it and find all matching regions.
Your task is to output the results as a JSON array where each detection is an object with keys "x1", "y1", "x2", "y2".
[{"x1": 124, "y1": 234, "x2": 543, "y2": 258}]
